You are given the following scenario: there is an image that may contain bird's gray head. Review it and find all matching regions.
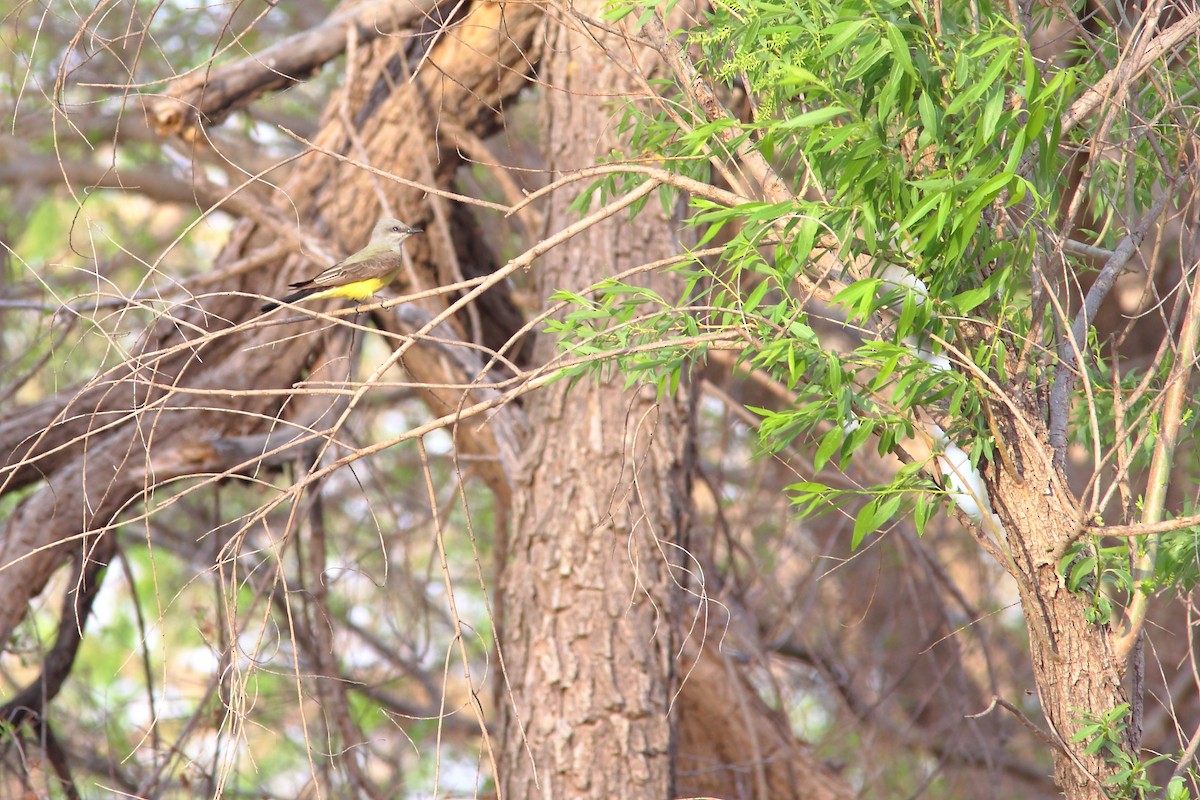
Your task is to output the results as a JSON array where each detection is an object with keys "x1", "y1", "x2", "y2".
[{"x1": 373, "y1": 217, "x2": 422, "y2": 250}]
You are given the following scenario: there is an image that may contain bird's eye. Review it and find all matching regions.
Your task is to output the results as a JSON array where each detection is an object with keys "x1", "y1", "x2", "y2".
[{"x1": 392, "y1": 226, "x2": 401, "y2": 232}]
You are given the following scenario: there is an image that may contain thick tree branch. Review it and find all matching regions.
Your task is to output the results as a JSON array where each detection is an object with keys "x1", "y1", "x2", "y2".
[
  {"x1": 0, "y1": 143, "x2": 258, "y2": 214},
  {"x1": 38, "y1": 723, "x2": 81, "y2": 800},
  {"x1": 0, "y1": 534, "x2": 115, "y2": 730},
  {"x1": 148, "y1": 0, "x2": 441, "y2": 138}
]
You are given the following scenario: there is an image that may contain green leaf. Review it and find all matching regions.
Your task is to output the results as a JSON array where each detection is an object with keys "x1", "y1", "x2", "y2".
[
  {"x1": 779, "y1": 104, "x2": 850, "y2": 130},
  {"x1": 914, "y1": 492, "x2": 936, "y2": 535},
  {"x1": 851, "y1": 494, "x2": 901, "y2": 549},
  {"x1": 964, "y1": 172, "x2": 1013, "y2": 213},
  {"x1": 949, "y1": 284, "x2": 992, "y2": 313},
  {"x1": 851, "y1": 500, "x2": 877, "y2": 549},
  {"x1": 977, "y1": 87, "x2": 1005, "y2": 144},
  {"x1": 917, "y1": 91, "x2": 940, "y2": 139},
  {"x1": 814, "y1": 426, "x2": 844, "y2": 472},
  {"x1": 821, "y1": 19, "x2": 869, "y2": 58},
  {"x1": 898, "y1": 192, "x2": 942, "y2": 232},
  {"x1": 743, "y1": 278, "x2": 773, "y2": 315},
  {"x1": 1068, "y1": 555, "x2": 1097, "y2": 591},
  {"x1": 833, "y1": 278, "x2": 882, "y2": 319},
  {"x1": 884, "y1": 23, "x2": 916, "y2": 78},
  {"x1": 871, "y1": 350, "x2": 902, "y2": 390}
]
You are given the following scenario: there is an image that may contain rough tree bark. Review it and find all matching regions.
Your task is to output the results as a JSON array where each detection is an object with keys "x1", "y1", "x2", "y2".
[
  {"x1": 497, "y1": 10, "x2": 688, "y2": 794},
  {"x1": 497, "y1": 5, "x2": 857, "y2": 798},
  {"x1": 987, "y1": 400, "x2": 1130, "y2": 798}
]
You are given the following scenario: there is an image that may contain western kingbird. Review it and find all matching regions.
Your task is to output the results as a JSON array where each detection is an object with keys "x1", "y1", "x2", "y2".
[{"x1": 260, "y1": 217, "x2": 422, "y2": 312}]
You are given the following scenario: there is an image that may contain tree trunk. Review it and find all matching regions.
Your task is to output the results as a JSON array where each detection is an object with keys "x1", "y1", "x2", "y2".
[
  {"x1": 498, "y1": 6, "x2": 859, "y2": 799},
  {"x1": 497, "y1": 8, "x2": 691, "y2": 796},
  {"x1": 988, "y1": 397, "x2": 1128, "y2": 798}
]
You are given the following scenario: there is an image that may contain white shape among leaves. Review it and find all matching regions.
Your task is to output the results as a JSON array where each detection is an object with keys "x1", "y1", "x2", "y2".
[
  {"x1": 876, "y1": 262, "x2": 1005, "y2": 537},
  {"x1": 932, "y1": 427, "x2": 1006, "y2": 536}
]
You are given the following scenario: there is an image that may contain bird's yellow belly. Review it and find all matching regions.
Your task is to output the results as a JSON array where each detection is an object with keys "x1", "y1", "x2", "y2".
[{"x1": 313, "y1": 277, "x2": 390, "y2": 302}]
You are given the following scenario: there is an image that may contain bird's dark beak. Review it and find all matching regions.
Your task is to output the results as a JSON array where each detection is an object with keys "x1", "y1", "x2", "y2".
[{"x1": 408, "y1": 227, "x2": 423, "y2": 234}]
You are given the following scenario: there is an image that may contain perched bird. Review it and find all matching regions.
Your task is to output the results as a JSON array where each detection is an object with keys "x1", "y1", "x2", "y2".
[{"x1": 260, "y1": 217, "x2": 422, "y2": 312}]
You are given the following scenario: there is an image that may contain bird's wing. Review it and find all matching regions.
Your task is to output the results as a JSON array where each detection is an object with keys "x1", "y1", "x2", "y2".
[{"x1": 289, "y1": 252, "x2": 403, "y2": 289}]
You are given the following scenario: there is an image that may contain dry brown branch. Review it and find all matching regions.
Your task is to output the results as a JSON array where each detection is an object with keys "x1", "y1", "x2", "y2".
[
  {"x1": 0, "y1": 142, "x2": 243, "y2": 212},
  {"x1": 147, "y1": 0, "x2": 443, "y2": 139},
  {"x1": 1060, "y1": 11, "x2": 1200, "y2": 135},
  {"x1": 0, "y1": 0, "x2": 544, "y2": 653},
  {"x1": 677, "y1": 643, "x2": 855, "y2": 800},
  {"x1": 1087, "y1": 513, "x2": 1200, "y2": 538}
]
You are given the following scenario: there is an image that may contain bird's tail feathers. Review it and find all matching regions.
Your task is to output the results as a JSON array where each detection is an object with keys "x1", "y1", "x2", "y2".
[{"x1": 260, "y1": 287, "x2": 319, "y2": 313}]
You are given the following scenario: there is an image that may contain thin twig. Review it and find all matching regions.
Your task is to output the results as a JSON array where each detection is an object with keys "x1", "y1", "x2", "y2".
[{"x1": 1047, "y1": 189, "x2": 1171, "y2": 466}]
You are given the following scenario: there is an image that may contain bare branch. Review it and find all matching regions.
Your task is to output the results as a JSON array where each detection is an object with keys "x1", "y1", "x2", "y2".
[
  {"x1": 0, "y1": 535, "x2": 115, "y2": 731},
  {"x1": 1114, "y1": 259, "x2": 1200, "y2": 662},
  {"x1": 1086, "y1": 512, "x2": 1200, "y2": 538},
  {"x1": 0, "y1": 143, "x2": 258, "y2": 214},
  {"x1": 1047, "y1": 189, "x2": 1171, "y2": 466},
  {"x1": 148, "y1": 0, "x2": 441, "y2": 138},
  {"x1": 1060, "y1": 11, "x2": 1200, "y2": 135}
]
